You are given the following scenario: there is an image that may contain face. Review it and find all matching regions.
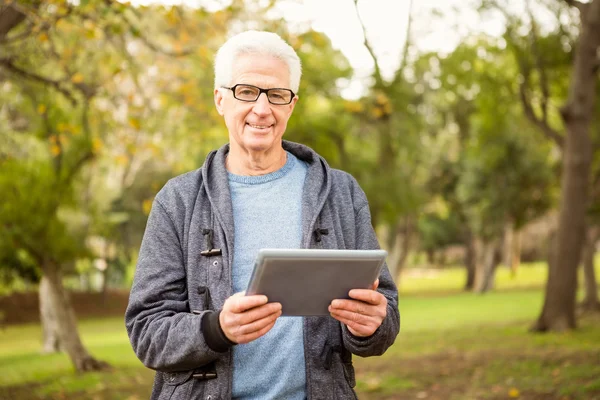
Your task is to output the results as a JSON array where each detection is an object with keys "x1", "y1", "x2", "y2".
[{"x1": 214, "y1": 54, "x2": 298, "y2": 157}]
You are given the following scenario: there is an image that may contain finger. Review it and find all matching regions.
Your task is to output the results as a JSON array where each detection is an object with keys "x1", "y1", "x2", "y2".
[
  {"x1": 347, "y1": 289, "x2": 386, "y2": 306},
  {"x1": 227, "y1": 294, "x2": 269, "y2": 313},
  {"x1": 236, "y1": 319, "x2": 278, "y2": 344},
  {"x1": 329, "y1": 307, "x2": 377, "y2": 326},
  {"x1": 236, "y1": 302, "x2": 282, "y2": 325},
  {"x1": 330, "y1": 299, "x2": 387, "y2": 321},
  {"x1": 222, "y1": 302, "x2": 282, "y2": 331},
  {"x1": 329, "y1": 313, "x2": 376, "y2": 337},
  {"x1": 236, "y1": 309, "x2": 281, "y2": 335}
]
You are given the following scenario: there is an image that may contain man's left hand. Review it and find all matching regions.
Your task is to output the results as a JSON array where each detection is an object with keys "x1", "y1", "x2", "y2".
[{"x1": 328, "y1": 279, "x2": 387, "y2": 337}]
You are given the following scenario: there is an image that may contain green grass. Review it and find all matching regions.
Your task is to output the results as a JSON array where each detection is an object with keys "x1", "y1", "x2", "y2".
[
  {"x1": 1, "y1": 262, "x2": 599, "y2": 399},
  {"x1": 399, "y1": 261, "x2": 600, "y2": 295}
]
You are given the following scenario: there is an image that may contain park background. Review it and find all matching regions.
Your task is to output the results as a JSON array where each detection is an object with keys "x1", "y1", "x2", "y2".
[{"x1": 1, "y1": 0, "x2": 599, "y2": 399}]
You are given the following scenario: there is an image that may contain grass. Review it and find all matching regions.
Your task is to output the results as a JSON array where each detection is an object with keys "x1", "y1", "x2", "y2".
[
  {"x1": 1, "y1": 262, "x2": 599, "y2": 399},
  {"x1": 399, "y1": 261, "x2": 600, "y2": 295}
]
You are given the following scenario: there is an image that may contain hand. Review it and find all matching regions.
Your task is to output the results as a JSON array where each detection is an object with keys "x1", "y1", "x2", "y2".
[
  {"x1": 328, "y1": 279, "x2": 387, "y2": 337},
  {"x1": 219, "y1": 292, "x2": 282, "y2": 344}
]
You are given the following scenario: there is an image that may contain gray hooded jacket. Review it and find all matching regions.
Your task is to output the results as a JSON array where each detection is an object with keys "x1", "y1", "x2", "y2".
[{"x1": 125, "y1": 141, "x2": 400, "y2": 400}]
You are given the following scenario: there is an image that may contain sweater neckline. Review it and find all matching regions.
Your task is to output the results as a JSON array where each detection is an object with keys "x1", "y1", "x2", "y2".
[{"x1": 227, "y1": 152, "x2": 296, "y2": 185}]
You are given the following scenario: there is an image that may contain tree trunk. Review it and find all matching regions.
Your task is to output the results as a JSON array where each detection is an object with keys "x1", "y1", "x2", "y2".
[
  {"x1": 387, "y1": 217, "x2": 413, "y2": 283},
  {"x1": 378, "y1": 217, "x2": 413, "y2": 283},
  {"x1": 532, "y1": 0, "x2": 600, "y2": 332},
  {"x1": 580, "y1": 225, "x2": 600, "y2": 311},
  {"x1": 511, "y1": 230, "x2": 521, "y2": 278},
  {"x1": 475, "y1": 239, "x2": 501, "y2": 293},
  {"x1": 503, "y1": 219, "x2": 521, "y2": 277},
  {"x1": 464, "y1": 233, "x2": 477, "y2": 291},
  {"x1": 40, "y1": 259, "x2": 110, "y2": 372},
  {"x1": 503, "y1": 218, "x2": 514, "y2": 271},
  {"x1": 39, "y1": 277, "x2": 62, "y2": 354}
]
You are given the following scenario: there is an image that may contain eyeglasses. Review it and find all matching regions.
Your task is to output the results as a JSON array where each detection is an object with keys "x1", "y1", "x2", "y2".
[{"x1": 222, "y1": 84, "x2": 296, "y2": 105}]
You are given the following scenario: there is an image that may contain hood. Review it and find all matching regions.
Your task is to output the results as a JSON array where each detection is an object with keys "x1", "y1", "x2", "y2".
[{"x1": 201, "y1": 140, "x2": 332, "y2": 248}]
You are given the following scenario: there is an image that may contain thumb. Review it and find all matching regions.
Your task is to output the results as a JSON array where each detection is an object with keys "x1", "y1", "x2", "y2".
[{"x1": 372, "y1": 279, "x2": 380, "y2": 290}]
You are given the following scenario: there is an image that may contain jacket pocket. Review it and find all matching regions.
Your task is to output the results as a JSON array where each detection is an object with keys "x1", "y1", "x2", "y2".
[
  {"x1": 190, "y1": 286, "x2": 210, "y2": 313},
  {"x1": 158, "y1": 370, "x2": 195, "y2": 400}
]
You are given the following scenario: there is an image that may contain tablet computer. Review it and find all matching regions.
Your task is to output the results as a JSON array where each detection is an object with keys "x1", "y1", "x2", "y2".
[{"x1": 246, "y1": 248, "x2": 388, "y2": 316}]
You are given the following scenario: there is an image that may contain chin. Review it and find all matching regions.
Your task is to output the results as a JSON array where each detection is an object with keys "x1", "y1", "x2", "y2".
[{"x1": 245, "y1": 135, "x2": 280, "y2": 151}]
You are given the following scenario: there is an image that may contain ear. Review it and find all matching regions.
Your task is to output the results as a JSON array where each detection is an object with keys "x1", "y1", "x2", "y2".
[
  {"x1": 286, "y1": 95, "x2": 299, "y2": 117},
  {"x1": 214, "y1": 88, "x2": 225, "y2": 116}
]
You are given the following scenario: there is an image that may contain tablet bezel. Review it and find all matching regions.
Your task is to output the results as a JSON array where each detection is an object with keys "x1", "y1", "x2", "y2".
[{"x1": 246, "y1": 248, "x2": 388, "y2": 316}]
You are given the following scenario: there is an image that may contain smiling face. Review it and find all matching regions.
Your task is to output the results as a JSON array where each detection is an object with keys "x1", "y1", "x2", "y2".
[{"x1": 214, "y1": 53, "x2": 298, "y2": 161}]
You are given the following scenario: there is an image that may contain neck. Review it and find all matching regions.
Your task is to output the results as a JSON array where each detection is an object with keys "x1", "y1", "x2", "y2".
[{"x1": 226, "y1": 145, "x2": 287, "y2": 176}]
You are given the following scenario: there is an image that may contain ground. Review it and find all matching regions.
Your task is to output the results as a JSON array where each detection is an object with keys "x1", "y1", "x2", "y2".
[{"x1": 1, "y1": 270, "x2": 599, "y2": 400}]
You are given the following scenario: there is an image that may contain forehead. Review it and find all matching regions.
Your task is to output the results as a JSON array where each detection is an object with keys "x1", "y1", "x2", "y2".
[{"x1": 231, "y1": 53, "x2": 290, "y2": 89}]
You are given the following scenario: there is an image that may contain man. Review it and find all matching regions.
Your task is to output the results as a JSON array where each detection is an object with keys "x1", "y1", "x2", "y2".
[{"x1": 125, "y1": 30, "x2": 400, "y2": 400}]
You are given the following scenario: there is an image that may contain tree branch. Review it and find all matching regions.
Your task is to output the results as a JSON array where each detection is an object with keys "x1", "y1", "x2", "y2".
[
  {"x1": 352, "y1": 0, "x2": 384, "y2": 88},
  {"x1": 519, "y1": 80, "x2": 565, "y2": 147},
  {"x1": 0, "y1": 3, "x2": 26, "y2": 40},
  {"x1": 526, "y1": 0, "x2": 551, "y2": 125},
  {"x1": 122, "y1": 7, "x2": 194, "y2": 58},
  {"x1": 63, "y1": 151, "x2": 95, "y2": 186},
  {"x1": 505, "y1": 22, "x2": 564, "y2": 148},
  {"x1": 398, "y1": 0, "x2": 413, "y2": 73},
  {"x1": 0, "y1": 58, "x2": 78, "y2": 105}
]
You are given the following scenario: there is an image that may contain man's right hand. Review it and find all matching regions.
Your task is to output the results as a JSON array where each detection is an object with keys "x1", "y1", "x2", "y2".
[{"x1": 219, "y1": 292, "x2": 282, "y2": 344}]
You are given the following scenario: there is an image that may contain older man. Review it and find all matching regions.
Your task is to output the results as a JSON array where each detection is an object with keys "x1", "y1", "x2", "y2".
[{"x1": 126, "y1": 30, "x2": 400, "y2": 400}]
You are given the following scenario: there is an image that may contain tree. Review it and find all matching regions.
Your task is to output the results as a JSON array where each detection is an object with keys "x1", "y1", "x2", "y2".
[
  {"x1": 482, "y1": 0, "x2": 600, "y2": 330},
  {"x1": 0, "y1": 0, "x2": 229, "y2": 370},
  {"x1": 537, "y1": 0, "x2": 600, "y2": 330}
]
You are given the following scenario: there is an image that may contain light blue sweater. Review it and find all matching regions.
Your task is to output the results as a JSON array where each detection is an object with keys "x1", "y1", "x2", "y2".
[{"x1": 228, "y1": 152, "x2": 308, "y2": 400}]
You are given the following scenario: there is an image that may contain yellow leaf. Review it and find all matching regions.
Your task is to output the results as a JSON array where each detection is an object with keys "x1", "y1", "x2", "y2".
[
  {"x1": 92, "y1": 138, "x2": 103, "y2": 153},
  {"x1": 38, "y1": 33, "x2": 49, "y2": 42},
  {"x1": 83, "y1": 20, "x2": 95, "y2": 30},
  {"x1": 128, "y1": 118, "x2": 141, "y2": 130},
  {"x1": 50, "y1": 144, "x2": 61, "y2": 156},
  {"x1": 371, "y1": 107, "x2": 383, "y2": 119},
  {"x1": 196, "y1": 46, "x2": 209, "y2": 58},
  {"x1": 375, "y1": 93, "x2": 389, "y2": 106},
  {"x1": 71, "y1": 73, "x2": 84, "y2": 83},
  {"x1": 115, "y1": 155, "x2": 129, "y2": 165},
  {"x1": 37, "y1": 104, "x2": 47, "y2": 114},
  {"x1": 508, "y1": 388, "x2": 520, "y2": 398},
  {"x1": 149, "y1": 144, "x2": 161, "y2": 156},
  {"x1": 344, "y1": 101, "x2": 363, "y2": 113},
  {"x1": 383, "y1": 103, "x2": 392, "y2": 115},
  {"x1": 142, "y1": 199, "x2": 153, "y2": 215},
  {"x1": 179, "y1": 31, "x2": 190, "y2": 44}
]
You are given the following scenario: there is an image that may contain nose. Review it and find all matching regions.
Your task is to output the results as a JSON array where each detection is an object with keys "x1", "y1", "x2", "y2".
[{"x1": 252, "y1": 92, "x2": 271, "y2": 116}]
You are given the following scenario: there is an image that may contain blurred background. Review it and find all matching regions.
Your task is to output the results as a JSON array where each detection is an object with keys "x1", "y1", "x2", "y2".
[{"x1": 0, "y1": 0, "x2": 599, "y2": 399}]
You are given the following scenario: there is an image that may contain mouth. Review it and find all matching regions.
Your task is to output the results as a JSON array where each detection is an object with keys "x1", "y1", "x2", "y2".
[{"x1": 246, "y1": 123, "x2": 273, "y2": 130}]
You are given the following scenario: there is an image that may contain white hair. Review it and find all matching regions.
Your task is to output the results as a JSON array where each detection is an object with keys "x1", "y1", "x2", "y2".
[{"x1": 214, "y1": 30, "x2": 302, "y2": 93}]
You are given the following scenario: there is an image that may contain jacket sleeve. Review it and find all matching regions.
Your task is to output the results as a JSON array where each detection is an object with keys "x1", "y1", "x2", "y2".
[
  {"x1": 341, "y1": 202, "x2": 401, "y2": 357},
  {"x1": 125, "y1": 197, "x2": 224, "y2": 372}
]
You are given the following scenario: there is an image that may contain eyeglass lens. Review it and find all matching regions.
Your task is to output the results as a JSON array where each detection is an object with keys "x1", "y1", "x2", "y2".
[{"x1": 233, "y1": 85, "x2": 292, "y2": 104}]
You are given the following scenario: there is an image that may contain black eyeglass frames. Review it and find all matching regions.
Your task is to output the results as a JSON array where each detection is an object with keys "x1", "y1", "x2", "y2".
[{"x1": 222, "y1": 84, "x2": 296, "y2": 105}]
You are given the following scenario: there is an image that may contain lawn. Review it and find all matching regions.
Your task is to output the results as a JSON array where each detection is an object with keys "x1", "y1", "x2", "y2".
[{"x1": 0, "y1": 263, "x2": 599, "y2": 400}]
